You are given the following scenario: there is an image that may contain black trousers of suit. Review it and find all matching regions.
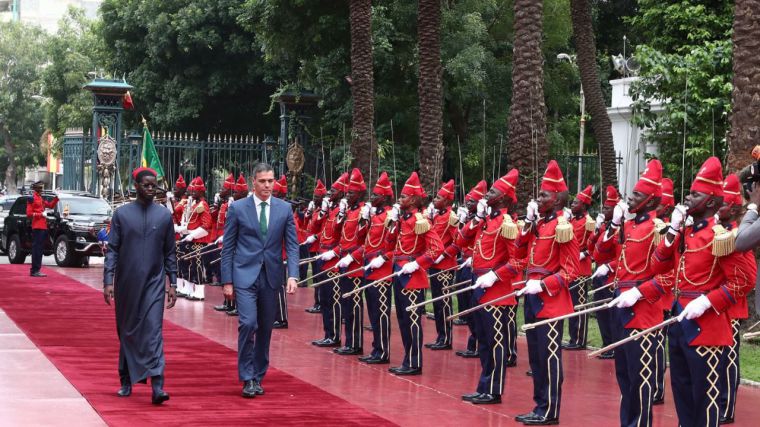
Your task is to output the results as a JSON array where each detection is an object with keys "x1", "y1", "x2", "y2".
[
  {"x1": 429, "y1": 268, "x2": 454, "y2": 346},
  {"x1": 613, "y1": 305, "x2": 656, "y2": 427},
  {"x1": 456, "y1": 266, "x2": 478, "y2": 352},
  {"x1": 524, "y1": 295, "x2": 564, "y2": 420},
  {"x1": 592, "y1": 275, "x2": 615, "y2": 348},
  {"x1": 339, "y1": 275, "x2": 364, "y2": 349},
  {"x1": 30, "y1": 229, "x2": 47, "y2": 273},
  {"x1": 236, "y1": 270, "x2": 277, "y2": 382},
  {"x1": 366, "y1": 280, "x2": 392, "y2": 360},
  {"x1": 567, "y1": 278, "x2": 588, "y2": 347}
]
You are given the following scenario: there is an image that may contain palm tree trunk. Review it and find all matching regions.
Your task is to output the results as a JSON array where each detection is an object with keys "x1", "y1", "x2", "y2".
[
  {"x1": 727, "y1": 0, "x2": 760, "y2": 173},
  {"x1": 349, "y1": 0, "x2": 378, "y2": 184},
  {"x1": 570, "y1": 0, "x2": 616, "y2": 189},
  {"x1": 417, "y1": 0, "x2": 444, "y2": 195},
  {"x1": 1, "y1": 121, "x2": 17, "y2": 195},
  {"x1": 508, "y1": 0, "x2": 547, "y2": 208}
]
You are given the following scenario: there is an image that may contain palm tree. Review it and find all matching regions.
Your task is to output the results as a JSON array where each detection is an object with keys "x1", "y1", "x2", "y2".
[
  {"x1": 727, "y1": 0, "x2": 760, "y2": 172},
  {"x1": 570, "y1": 0, "x2": 617, "y2": 188},
  {"x1": 507, "y1": 0, "x2": 547, "y2": 207},
  {"x1": 417, "y1": 0, "x2": 444, "y2": 195},
  {"x1": 349, "y1": 0, "x2": 378, "y2": 183}
]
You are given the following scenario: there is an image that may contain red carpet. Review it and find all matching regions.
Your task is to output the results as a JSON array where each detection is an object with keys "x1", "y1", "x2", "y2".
[{"x1": 0, "y1": 264, "x2": 394, "y2": 426}]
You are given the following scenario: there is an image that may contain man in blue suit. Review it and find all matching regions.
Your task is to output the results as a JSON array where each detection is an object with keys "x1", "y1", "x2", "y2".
[{"x1": 221, "y1": 163, "x2": 300, "y2": 398}]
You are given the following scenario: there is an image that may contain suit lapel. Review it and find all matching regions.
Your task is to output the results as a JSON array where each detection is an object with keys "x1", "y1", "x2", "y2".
[
  {"x1": 264, "y1": 198, "x2": 278, "y2": 246},
  {"x1": 245, "y1": 196, "x2": 263, "y2": 241}
]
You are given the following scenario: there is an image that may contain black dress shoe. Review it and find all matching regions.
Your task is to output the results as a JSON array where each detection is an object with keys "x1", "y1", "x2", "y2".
[
  {"x1": 305, "y1": 305, "x2": 322, "y2": 313},
  {"x1": 522, "y1": 415, "x2": 559, "y2": 425},
  {"x1": 358, "y1": 355, "x2": 375, "y2": 362},
  {"x1": 471, "y1": 393, "x2": 501, "y2": 404},
  {"x1": 252, "y1": 380, "x2": 264, "y2": 395},
  {"x1": 596, "y1": 351, "x2": 615, "y2": 360},
  {"x1": 272, "y1": 321, "x2": 288, "y2": 329},
  {"x1": 506, "y1": 360, "x2": 517, "y2": 367},
  {"x1": 30, "y1": 272, "x2": 47, "y2": 277},
  {"x1": 453, "y1": 318, "x2": 468, "y2": 326},
  {"x1": 242, "y1": 380, "x2": 256, "y2": 398},
  {"x1": 313, "y1": 338, "x2": 341, "y2": 347},
  {"x1": 365, "y1": 358, "x2": 389, "y2": 364},
  {"x1": 515, "y1": 412, "x2": 538, "y2": 423},
  {"x1": 561, "y1": 343, "x2": 585, "y2": 350},
  {"x1": 226, "y1": 308, "x2": 239, "y2": 316},
  {"x1": 429, "y1": 343, "x2": 452, "y2": 350},
  {"x1": 334, "y1": 346, "x2": 362, "y2": 355},
  {"x1": 525, "y1": 370, "x2": 533, "y2": 377},
  {"x1": 151, "y1": 390, "x2": 170, "y2": 405},
  {"x1": 424, "y1": 342, "x2": 441, "y2": 349},
  {"x1": 720, "y1": 416, "x2": 734, "y2": 424},
  {"x1": 461, "y1": 392, "x2": 482, "y2": 402},
  {"x1": 116, "y1": 385, "x2": 132, "y2": 397},
  {"x1": 653, "y1": 397, "x2": 664, "y2": 405},
  {"x1": 455, "y1": 349, "x2": 479, "y2": 358},
  {"x1": 388, "y1": 366, "x2": 422, "y2": 376},
  {"x1": 214, "y1": 303, "x2": 229, "y2": 311}
]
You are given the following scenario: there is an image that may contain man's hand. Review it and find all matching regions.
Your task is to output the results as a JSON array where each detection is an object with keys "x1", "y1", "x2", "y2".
[
  {"x1": 304, "y1": 235, "x2": 317, "y2": 245},
  {"x1": 612, "y1": 201, "x2": 627, "y2": 226},
  {"x1": 318, "y1": 250, "x2": 337, "y2": 261},
  {"x1": 320, "y1": 198, "x2": 330, "y2": 213},
  {"x1": 223, "y1": 284, "x2": 234, "y2": 299},
  {"x1": 457, "y1": 206, "x2": 468, "y2": 224},
  {"x1": 475, "y1": 271, "x2": 498, "y2": 288},
  {"x1": 427, "y1": 202, "x2": 436, "y2": 220},
  {"x1": 214, "y1": 235, "x2": 224, "y2": 245},
  {"x1": 336, "y1": 255, "x2": 353, "y2": 269},
  {"x1": 400, "y1": 261, "x2": 419, "y2": 275},
  {"x1": 678, "y1": 295, "x2": 712, "y2": 321},
  {"x1": 166, "y1": 286, "x2": 177, "y2": 309},
  {"x1": 461, "y1": 257, "x2": 473, "y2": 269},
  {"x1": 368, "y1": 256, "x2": 386, "y2": 270},
  {"x1": 591, "y1": 264, "x2": 610, "y2": 278},
  {"x1": 286, "y1": 278, "x2": 297, "y2": 294},
  {"x1": 609, "y1": 287, "x2": 642, "y2": 308},
  {"x1": 180, "y1": 234, "x2": 194, "y2": 243},
  {"x1": 388, "y1": 204, "x2": 401, "y2": 222},
  {"x1": 526, "y1": 200, "x2": 538, "y2": 222},
  {"x1": 360, "y1": 204, "x2": 371, "y2": 220},
  {"x1": 670, "y1": 204, "x2": 688, "y2": 232},
  {"x1": 434, "y1": 254, "x2": 445, "y2": 264},
  {"x1": 476, "y1": 199, "x2": 489, "y2": 219},
  {"x1": 519, "y1": 279, "x2": 543, "y2": 296},
  {"x1": 104, "y1": 285, "x2": 114, "y2": 305}
]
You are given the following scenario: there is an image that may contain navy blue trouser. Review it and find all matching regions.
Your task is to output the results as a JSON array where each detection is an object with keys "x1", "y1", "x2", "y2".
[
  {"x1": 524, "y1": 295, "x2": 564, "y2": 420},
  {"x1": 392, "y1": 275, "x2": 424, "y2": 369},
  {"x1": 366, "y1": 280, "x2": 392, "y2": 360},
  {"x1": 472, "y1": 286, "x2": 515, "y2": 396},
  {"x1": 275, "y1": 267, "x2": 288, "y2": 323},
  {"x1": 317, "y1": 261, "x2": 341, "y2": 341},
  {"x1": 567, "y1": 278, "x2": 588, "y2": 346},
  {"x1": 429, "y1": 268, "x2": 454, "y2": 345},
  {"x1": 339, "y1": 275, "x2": 364, "y2": 349},
  {"x1": 30, "y1": 229, "x2": 47, "y2": 273},
  {"x1": 592, "y1": 275, "x2": 615, "y2": 348},
  {"x1": 236, "y1": 272, "x2": 277, "y2": 382},
  {"x1": 456, "y1": 266, "x2": 477, "y2": 351},
  {"x1": 718, "y1": 319, "x2": 741, "y2": 422},
  {"x1": 613, "y1": 304, "x2": 656, "y2": 427},
  {"x1": 653, "y1": 310, "x2": 669, "y2": 402}
]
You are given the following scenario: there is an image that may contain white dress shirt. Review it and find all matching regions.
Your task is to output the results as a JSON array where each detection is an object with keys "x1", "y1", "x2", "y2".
[{"x1": 252, "y1": 193, "x2": 271, "y2": 224}]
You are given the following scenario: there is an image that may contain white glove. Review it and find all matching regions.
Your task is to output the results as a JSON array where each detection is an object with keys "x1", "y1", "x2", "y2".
[
  {"x1": 388, "y1": 203, "x2": 401, "y2": 222},
  {"x1": 476, "y1": 198, "x2": 489, "y2": 219},
  {"x1": 338, "y1": 198, "x2": 348, "y2": 214},
  {"x1": 400, "y1": 261, "x2": 420, "y2": 275},
  {"x1": 609, "y1": 287, "x2": 642, "y2": 308},
  {"x1": 678, "y1": 295, "x2": 712, "y2": 321},
  {"x1": 476, "y1": 271, "x2": 498, "y2": 288},
  {"x1": 337, "y1": 255, "x2": 353, "y2": 269},
  {"x1": 579, "y1": 252, "x2": 587, "y2": 261},
  {"x1": 318, "y1": 250, "x2": 337, "y2": 261},
  {"x1": 612, "y1": 201, "x2": 628, "y2": 226},
  {"x1": 167, "y1": 191, "x2": 175, "y2": 200},
  {"x1": 214, "y1": 193, "x2": 221, "y2": 205},
  {"x1": 461, "y1": 257, "x2": 473, "y2": 268},
  {"x1": 595, "y1": 213, "x2": 605, "y2": 231},
  {"x1": 304, "y1": 235, "x2": 317, "y2": 245},
  {"x1": 434, "y1": 254, "x2": 445, "y2": 264},
  {"x1": 457, "y1": 206, "x2": 468, "y2": 223},
  {"x1": 360, "y1": 204, "x2": 371, "y2": 220},
  {"x1": 214, "y1": 235, "x2": 224, "y2": 245},
  {"x1": 306, "y1": 200, "x2": 316, "y2": 215},
  {"x1": 563, "y1": 207, "x2": 572, "y2": 220},
  {"x1": 174, "y1": 225, "x2": 187, "y2": 234},
  {"x1": 320, "y1": 198, "x2": 330, "y2": 213},
  {"x1": 520, "y1": 279, "x2": 544, "y2": 295},
  {"x1": 180, "y1": 227, "x2": 209, "y2": 243},
  {"x1": 180, "y1": 234, "x2": 194, "y2": 243},
  {"x1": 526, "y1": 200, "x2": 539, "y2": 222},
  {"x1": 670, "y1": 204, "x2": 687, "y2": 232},
  {"x1": 427, "y1": 202, "x2": 436, "y2": 220},
  {"x1": 591, "y1": 263, "x2": 610, "y2": 278},
  {"x1": 368, "y1": 256, "x2": 386, "y2": 270}
]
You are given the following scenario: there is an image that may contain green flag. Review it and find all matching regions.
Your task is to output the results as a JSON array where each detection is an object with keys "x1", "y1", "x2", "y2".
[{"x1": 141, "y1": 125, "x2": 165, "y2": 179}]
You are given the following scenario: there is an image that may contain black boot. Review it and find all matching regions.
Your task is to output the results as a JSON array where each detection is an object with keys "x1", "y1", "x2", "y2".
[
  {"x1": 117, "y1": 375, "x2": 131, "y2": 397},
  {"x1": 151, "y1": 375, "x2": 169, "y2": 405}
]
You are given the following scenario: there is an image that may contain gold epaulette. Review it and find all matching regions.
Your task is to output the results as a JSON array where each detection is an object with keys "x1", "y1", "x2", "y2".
[
  {"x1": 712, "y1": 224, "x2": 736, "y2": 257},
  {"x1": 178, "y1": 199, "x2": 187, "y2": 206},
  {"x1": 555, "y1": 216, "x2": 574, "y2": 243},
  {"x1": 448, "y1": 210, "x2": 459, "y2": 227},
  {"x1": 194, "y1": 203, "x2": 206, "y2": 214},
  {"x1": 653, "y1": 218, "x2": 667, "y2": 246},
  {"x1": 414, "y1": 212, "x2": 431, "y2": 234},
  {"x1": 500, "y1": 215, "x2": 518, "y2": 239},
  {"x1": 517, "y1": 219, "x2": 525, "y2": 229},
  {"x1": 585, "y1": 214, "x2": 596, "y2": 232}
]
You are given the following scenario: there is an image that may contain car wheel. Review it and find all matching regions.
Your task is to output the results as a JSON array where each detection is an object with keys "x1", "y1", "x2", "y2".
[
  {"x1": 54, "y1": 235, "x2": 74, "y2": 267},
  {"x1": 7, "y1": 234, "x2": 26, "y2": 264}
]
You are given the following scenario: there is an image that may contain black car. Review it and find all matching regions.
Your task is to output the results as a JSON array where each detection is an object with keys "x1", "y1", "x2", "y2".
[
  {"x1": 2, "y1": 192, "x2": 112, "y2": 267},
  {"x1": 0, "y1": 194, "x2": 21, "y2": 254}
]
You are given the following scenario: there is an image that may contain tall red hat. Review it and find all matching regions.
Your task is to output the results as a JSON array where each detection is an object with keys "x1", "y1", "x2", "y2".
[
  {"x1": 192, "y1": 176, "x2": 206, "y2": 193},
  {"x1": 273, "y1": 175, "x2": 287, "y2": 194},
  {"x1": 313, "y1": 179, "x2": 327, "y2": 197},
  {"x1": 633, "y1": 159, "x2": 662, "y2": 197},
  {"x1": 235, "y1": 173, "x2": 248, "y2": 192},
  {"x1": 465, "y1": 180, "x2": 487, "y2": 202},
  {"x1": 347, "y1": 168, "x2": 367, "y2": 192},
  {"x1": 174, "y1": 174, "x2": 187, "y2": 189},
  {"x1": 540, "y1": 160, "x2": 568, "y2": 193},
  {"x1": 332, "y1": 172, "x2": 349, "y2": 192},
  {"x1": 372, "y1": 172, "x2": 394, "y2": 197},
  {"x1": 691, "y1": 156, "x2": 724, "y2": 197},
  {"x1": 575, "y1": 185, "x2": 593, "y2": 205},
  {"x1": 223, "y1": 173, "x2": 235, "y2": 190},
  {"x1": 437, "y1": 179, "x2": 455, "y2": 201},
  {"x1": 187, "y1": 176, "x2": 197, "y2": 192},
  {"x1": 401, "y1": 172, "x2": 426, "y2": 198},
  {"x1": 661, "y1": 178, "x2": 675, "y2": 207},
  {"x1": 604, "y1": 185, "x2": 620, "y2": 207},
  {"x1": 722, "y1": 174, "x2": 742, "y2": 206},
  {"x1": 492, "y1": 169, "x2": 519, "y2": 202}
]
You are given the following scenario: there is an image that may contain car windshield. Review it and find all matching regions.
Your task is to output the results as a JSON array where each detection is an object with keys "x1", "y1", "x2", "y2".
[{"x1": 60, "y1": 198, "x2": 112, "y2": 216}]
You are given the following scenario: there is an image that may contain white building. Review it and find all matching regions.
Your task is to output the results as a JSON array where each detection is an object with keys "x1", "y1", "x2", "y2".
[{"x1": 0, "y1": 0, "x2": 101, "y2": 32}]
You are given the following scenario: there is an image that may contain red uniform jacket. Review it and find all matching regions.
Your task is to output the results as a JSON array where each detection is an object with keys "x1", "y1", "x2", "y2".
[
  {"x1": 211, "y1": 200, "x2": 229, "y2": 241},
  {"x1": 458, "y1": 209, "x2": 518, "y2": 306},
  {"x1": 641, "y1": 217, "x2": 755, "y2": 346},
  {"x1": 26, "y1": 193, "x2": 58, "y2": 230},
  {"x1": 187, "y1": 198, "x2": 213, "y2": 244},
  {"x1": 590, "y1": 221, "x2": 618, "y2": 287},
  {"x1": 351, "y1": 207, "x2": 393, "y2": 280},
  {"x1": 384, "y1": 207, "x2": 444, "y2": 290},
  {"x1": 724, "y1": 222, "x2": 753, "y2": 320},
  {"x1": 595, "y1": 212, "x2": 670, "y2": 329},
  {"x1": 497, "y1": 211, "x2": 580, "y2": 318},
  {"x1": 571, "y1": 214, "x2": 594, "y2": 276},
  {"x1": 429, "y1": 207, "x2": 458, "y2": 270},
  {"x1": 308, "y1": 206, "x2": 344, "y2": 270},
  {"x1": 337, "y1": 203, "x2": 369, "y2": 277}
]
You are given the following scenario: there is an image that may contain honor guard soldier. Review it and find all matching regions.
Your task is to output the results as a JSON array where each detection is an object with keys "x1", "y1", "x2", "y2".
[
  {"x1": 589, "y1": 185, "x2": 620, "y2": 359},
  {"x1": 564, "y1": 185, "x2": 595, "y2": 350},
  {"x1": 446, "y1": 180, "x2": 488, "y2": 358},
  {"x1": 272, "y1": 175, "x2": 290, "y2": 328},
  {"x1": 223, "y1": 174, "x2": 250, "y2": 317},
  {"x1": 384, "y1": 172, "x2": 444, "y2": 376},
  {"x1": 501, "y1": 161, "x2": 580, "y2": 426},
  {"x1": 26, "y1": 181, "x2": 59, "y2": 277},
  {"x1": 457, "y1": 169, "x2": 520, "y2": 405},
  {"x1": 301, "y1": 180, "x2": 327, "y2": 313},
  {"x1": 175, "y1": 177, "x2": 198, "y2": 298},
  {"x1": 178, "y1": 177, "x2": 213, "y2": 301},
  {"x1": 309, "y1": 173, "x2": 349, "y2": 347},
  {"x1": 639, "y1": 157, "x2": 754, "y2": 427},
  {"x1": 348, "y1": 172, "x2": 394, "y2": 364},
  {"x1": 212, "y1": 174, "x2": 236, "y2": 312},
  {"x1": 171, "y1": 175, "x2": 189, "y2": 295},
  {"x1": 717, "y1": 174, "x2": 755, "y2": 424},
  {"x1": 597, "y1": 159, "x2": 667, "y2": 427},
  {"x1": 332, "y1": 168, "x2": 370, "y2": 355},
  {"x1": 425, "y1": 179, "x2": 458, "y2": 350}
]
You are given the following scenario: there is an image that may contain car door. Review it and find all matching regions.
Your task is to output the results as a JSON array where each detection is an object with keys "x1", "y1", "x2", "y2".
[{"x1": 10, "y1": 198, "x2": 32, "y2": 250}]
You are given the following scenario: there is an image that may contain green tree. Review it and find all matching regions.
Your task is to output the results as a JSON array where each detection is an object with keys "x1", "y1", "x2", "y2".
[{"x1": 0, "y1": 22, "x2": 48, "y2": 193}]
